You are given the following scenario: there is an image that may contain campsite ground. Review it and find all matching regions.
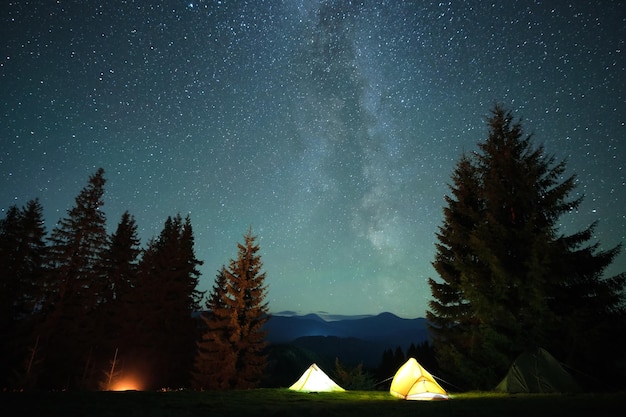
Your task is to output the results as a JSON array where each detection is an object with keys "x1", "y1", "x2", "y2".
[{"x1": 3, "y1": 389, "x2": 625, "y2": 417}]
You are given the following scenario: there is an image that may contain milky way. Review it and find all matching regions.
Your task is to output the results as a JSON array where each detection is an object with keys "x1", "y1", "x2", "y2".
[{"x1": 2, "y1": 1, "x2": 625, "y2": 318}]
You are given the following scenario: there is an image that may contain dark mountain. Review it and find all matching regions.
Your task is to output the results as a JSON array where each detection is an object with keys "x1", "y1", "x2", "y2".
[
  {"x1": 263, "y1": 315, "x2": 342, "y2": 342},
  {"x1": 330, "y1": 312, "x2": 429, "y2": 348},
  {"x1": 264, "y1": 312, "x2": 428, "y2": 346},
  {"x1": 289, "y1": 336, "x2": 385, "y2": 369},
  {"x1": 263, "y1": 312, "x2": 429, "y2": 369}
]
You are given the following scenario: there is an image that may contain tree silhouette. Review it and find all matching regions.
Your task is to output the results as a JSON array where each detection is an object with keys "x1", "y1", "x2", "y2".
[
  {"x1": 0, "y1": 199, "x2": 47, "y2": 388},
  {"x1": 193, "y1": 228, "x2": 270, "y2": 390},
  {"x1": 427, "y1": 105, "x2": 626, "y2": 390},
  {"x1": 38, "y1": 168, "x2": 108, "y2": 389},
  {"x1": 101, "y1": 211, "x2": 141, "y2": 306},
  {"x1": 95, "y1": 211, "x2": 141, "y2": 380},
  {"x1": 121, "y1": 214, "x2": 203, "y2": 389},
  {"x1": 334, "y1": 358, "x2": 375, "y2": 390},
  {"x1": 0, "y1": 170, "x2": 211, "y2": 390}
]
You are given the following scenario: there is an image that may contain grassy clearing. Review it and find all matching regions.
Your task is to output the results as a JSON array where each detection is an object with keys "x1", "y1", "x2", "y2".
[{"x1": 2, "y1": 389, "x2": 625, "y2": 417}]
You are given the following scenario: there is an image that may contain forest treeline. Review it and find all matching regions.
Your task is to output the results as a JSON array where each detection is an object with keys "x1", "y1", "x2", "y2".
[
  {"x1": 0, "y1": 167, "x2": 274, "y2": 390},
  {"x1": 2, "y1": 105, "x2": 626, "y2": 392},
  {"x1": 0, "y1": 167, "x2": 424, "y2": 392}
]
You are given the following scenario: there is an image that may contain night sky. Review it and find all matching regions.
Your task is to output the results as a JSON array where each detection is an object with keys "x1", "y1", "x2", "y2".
[{"x1": 2, "y1": 1, "x2": 625, "y2": 318}]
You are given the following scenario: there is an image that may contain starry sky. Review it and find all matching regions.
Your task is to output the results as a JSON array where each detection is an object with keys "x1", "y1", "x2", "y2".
[{"x1": 1, "y1": 1, "x2": 625, "y2": 318}]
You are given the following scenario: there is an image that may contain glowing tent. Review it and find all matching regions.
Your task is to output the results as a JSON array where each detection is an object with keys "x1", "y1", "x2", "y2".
[
  {"x1": 390, "y1": 358, "x2": 449, "y2": 400},
  {"x1": 495, "y1": 347, "x2": 581, "y2": 393},
  {"x1": 289, "y1": 363, "x2": 345, "y2": 392}
]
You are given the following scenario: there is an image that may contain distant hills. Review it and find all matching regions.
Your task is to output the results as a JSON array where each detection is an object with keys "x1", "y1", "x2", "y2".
[{"x1": 263, "y1": 312, "x2": 429, "y2": 369}]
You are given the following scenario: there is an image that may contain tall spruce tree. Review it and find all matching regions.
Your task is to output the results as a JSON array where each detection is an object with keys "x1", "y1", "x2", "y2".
[
  {"x1": 101, "y1": 211, "x2": 141, "y2": 306},
  {"x1": 0, "y1": 200, "x2": 48, "y2": 326},
  {"x1": 121, "y1": 214, "x2": 203, "y2": 389},
  {"x1": 95, "y1": 211, "x2": 141, "y2": 378},
  {"x1": 38, "y1": 168, "x2": 109, "y2": 389},
  {"x1": 0, "y1": 199, "x2": 48, "y2": 388},
  {"x1": 192, "y1": 269, "x2": 236, "y2": 390},
  {"x1": 427, "y1": 105, "x2": 626, "y2": 390},
  {"x1": 192, "y1": 228, "x2": 270, "y2": 390},
  {"x1": 428, "y1": 155, "x2": 486, "y2": 386}
]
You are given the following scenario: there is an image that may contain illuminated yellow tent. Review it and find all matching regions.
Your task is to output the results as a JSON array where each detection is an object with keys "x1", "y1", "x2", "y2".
[
  {"x1": 390, "y1": 358, "x2": 449, "y2": 400},
  {"x1": 289, "y1": 363, "x2": 345, "y2": 392}
]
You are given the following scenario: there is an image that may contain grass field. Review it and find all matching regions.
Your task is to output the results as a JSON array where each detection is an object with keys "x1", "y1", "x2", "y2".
[{"x1": 3, "y1": 389, "x2": 625, "y2": 417}]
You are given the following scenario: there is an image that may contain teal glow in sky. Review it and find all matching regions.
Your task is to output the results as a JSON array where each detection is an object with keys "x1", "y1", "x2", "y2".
[{"x1": 2, "y1": 1, "x2": 624, "y2": 318}]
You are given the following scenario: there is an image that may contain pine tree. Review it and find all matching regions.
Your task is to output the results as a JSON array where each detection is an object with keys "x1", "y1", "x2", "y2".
[
  {"x1": 101, "y1": 211, "x2": 141, "y2": 305},
  {"x1": 95, "y1": 211, "x2": 141, "y2": 377},
  {"x1": 121, "y1": 214, "x2": 203, "y2": 389},
  {"x1": 38, "y1": 168, "x2": 109, "y2": 389},
  {"x1": 406, "y1": 341, "x2": 438, "y2": 376},
  {"x1": 427, "y1": 155, "x2": 486, "y2": 387},
  {"x1": 0, "y1": 199, "x2": 48, "y2": 388},
  {"x1": 547, "y1": 223, "x2": 626, "y2": 385},
  {"x1": 0, "y1": 200, "x2": 48, "y2": 325},
  {"x1": 192, "y1": 228, "x2": 270, "y2": 390},
  {"x1": 427, "y1": 105, "x2": 626, "y2": 389},
  {"x1": 192, "y1": 270, "x2": 237, "y2": 390},
  {"x1": 0, "y1": 205, "x2": 22, "y2": 331},
  {"x1": 334, "y1": 358, "x2": 375, "y2": 390}
]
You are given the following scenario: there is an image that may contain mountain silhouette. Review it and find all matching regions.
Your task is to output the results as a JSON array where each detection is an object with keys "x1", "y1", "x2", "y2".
[{"x1": 263, "y1": 312, "x2": 429, "y2": 369}]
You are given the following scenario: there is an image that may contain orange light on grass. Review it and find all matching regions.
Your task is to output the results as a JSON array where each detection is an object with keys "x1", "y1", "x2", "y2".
[{"x1": 108, "y1": 375, "x2": 144, "y2": 391}]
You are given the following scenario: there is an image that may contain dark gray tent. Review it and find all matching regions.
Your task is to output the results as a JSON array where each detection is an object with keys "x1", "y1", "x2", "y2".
[{"x1": 495, "y1": 348, "x2": 581, "y2": 393}]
